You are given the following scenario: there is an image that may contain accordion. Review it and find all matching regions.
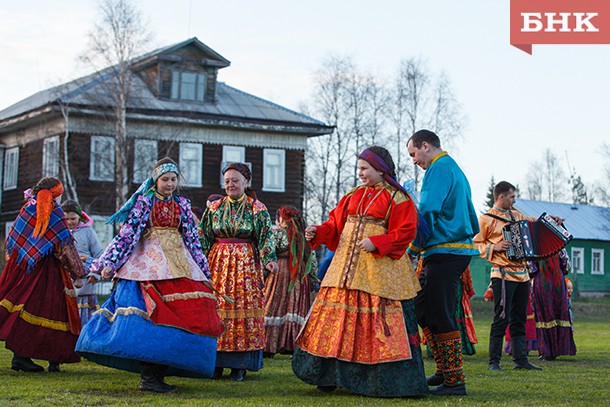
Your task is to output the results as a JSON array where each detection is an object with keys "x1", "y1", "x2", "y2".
[{"x1": 503, "y1": 212, "x2": 573, "y2": 261}]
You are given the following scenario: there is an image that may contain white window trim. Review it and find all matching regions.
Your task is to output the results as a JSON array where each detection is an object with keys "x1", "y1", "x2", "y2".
[
  {"x1": 591, "y1": 248, "x2": 605, "y2": 275},
  {"x1": 89, "y1": 136, "x2": 115, "y2": 181},
  {"x1": 571, "y1": 247, "x2": 584, "y2": 275},
  {"x1": 3, "y1": 147, "x2": 19, "y2": 191},
  {"x1": 42, "y1": 136, "x2": 60, "y2": 178},
  {"x1": 90, "y1": 215, "x2": 115, "y2": 249},
  {"x1": 262, "y1": 148, "x2": 286, "y2": 192},
  {"x1": 179, "y1": 142, "x2": 203, "y2": 187},
  {"x1": 5, "y1": 221, "x2": 14, "y2": 239},
  {"x1": 221, "y1": 146, "x2": 247, "y2": 187},
  {"x1": 133, "y1": 139, "x2": 158, "y2": 184}
]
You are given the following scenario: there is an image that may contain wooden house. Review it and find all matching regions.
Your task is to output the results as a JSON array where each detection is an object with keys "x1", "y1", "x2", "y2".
[{"x1": 0, "y1": 38, "x2": 333, "y2": 253}]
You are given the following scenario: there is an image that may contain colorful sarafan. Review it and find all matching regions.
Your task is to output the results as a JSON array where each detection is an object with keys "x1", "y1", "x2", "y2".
[
  {"x1": 199, "y1": 195, "x2": 276, "y2": 352},
  {"x1": 298, "y1": 182, "x2": 420, "y2": 364}
]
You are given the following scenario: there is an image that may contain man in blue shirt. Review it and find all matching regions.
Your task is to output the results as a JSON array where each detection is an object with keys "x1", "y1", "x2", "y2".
[{"x1": 406, "y1": 129, "x2": 480, "y2": 396}]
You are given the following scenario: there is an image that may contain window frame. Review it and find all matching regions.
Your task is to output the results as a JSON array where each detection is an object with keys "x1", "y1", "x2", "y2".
[
  {"x1": 179, "y1": 142, "x2": 203, "y2": 187},
  {"x1": 262, "y1": 148, "x2": 286, "y2": 192},
  {"x1": 42, "y1": 136, "x2": 60, "y2": 178},
  {"x1": 571, "y1": 247, "x2": 584, "y2": 275},
  {"x1": 89, "y1": 136, "x2": 115, "y2": 182},
  {"x1": 220, "y1": 146, "x2": 247, "y2": 187},
  {"x1": 133, "y1": 139, "x2": 158, "y2": 184},
  {"x1": 3, "y1": 147, "x2": 19, "y2": 191},
  {"x1": 591, "y1": 248, "x2": 605, "y2": 275},
  {"x1": 171, "y1": 70, "x2": 206, "y2": 102}
]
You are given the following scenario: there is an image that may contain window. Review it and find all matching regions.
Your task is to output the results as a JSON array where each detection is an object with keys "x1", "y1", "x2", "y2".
[
  {"x1": 3, "y1": 147, "x2": 19, "y2": 190},
  {"x1": 591, "y1": 249, "x2": 605, "y2": 275},
  {"x1": 179, "y1": 143, "x2": 203, "y2": 187},
  {"x1": 223, "y1": 146, "x2": 245, "y2": 164},
  {"x1": 133, "y1": 140, "x2": 158, "y2": 183},
  {"x1": 5, "y1": 221, "x2": 14, "y2": 239},
  {"x1": 263, "y1": 149, "x2": 285, "y2": 192},
  {"x1": 90, "y1": 136, "x2": 115, "y2": 181},
  {"x1": 42, "y1": 136, "x2": 60, "y2": 177},
  {"x1": 220, "y1": 146, "x2": 247, "y2": 187},
  {"x1": 571, "y1": 248, "x2": 584, "y2": 274},
  {"x1": 171, "y1": 71, "x2": 206, "y2": 102}
]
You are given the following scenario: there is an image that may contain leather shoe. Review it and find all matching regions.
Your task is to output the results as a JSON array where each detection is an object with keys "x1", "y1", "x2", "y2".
[
  {"x1": 426, "y1": 373, "x2": 444, "y2": 386},
  {"x1": 488, "y1": 362, "x2": 502, "y2": 371},
  {"x1": 316, "y1": 385, "x2": 337, "y2": 393},
  {"x1": 11, "y1": 355, "x2": 44, "y2": 372},
  {"x1": 48, "y1": 362, "x2": 61, "y2": 373},
  {"x1": 229, "y1": 368, "x2": 246, "y2": 382},
  {"x1": 514, "y1": 361, "x2": 542, "y2": 370},
  {"x1": 429, "y1": 383, "x2": 468, "y2": 396}
]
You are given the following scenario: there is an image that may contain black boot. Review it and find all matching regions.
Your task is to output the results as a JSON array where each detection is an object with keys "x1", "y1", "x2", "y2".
[
  {"x1": 11, "y1": 354, "x2": 44, "y2": 372},
  {"x1": 426, "y1": 373, "x2": 444, "y2": 386},
  {"x1": 212, "y1": 367, "x2": 224, "y2": 380},
  {"x1": 512, "y1": 336, "x2": 542, "y2": 370},
  {"x1": 488, "y1": 336, "x2": 503, "y2": 371},
  {"x1": 48, "y1": 362, "x2": 61, "y2": 373},
  {"x1": 229, "y1": 368, "x2": 246, "y2": 382},
  {"x1": 139, "y1": 362, "x2": 177, "y2": 393}
]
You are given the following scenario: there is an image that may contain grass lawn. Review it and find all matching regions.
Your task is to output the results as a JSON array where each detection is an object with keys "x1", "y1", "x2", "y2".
[{"x1": 1, "y1": 299, "x2": 609, "y2": 406}]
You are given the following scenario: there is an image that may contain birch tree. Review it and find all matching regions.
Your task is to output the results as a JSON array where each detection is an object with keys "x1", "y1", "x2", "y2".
[{"x1": 80, "y1": 0, "x2": 152, "y2": 212}]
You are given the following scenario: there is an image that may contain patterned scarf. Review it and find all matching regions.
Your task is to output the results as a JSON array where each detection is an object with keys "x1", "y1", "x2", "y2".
[{"x1": 5, "y1": 204, "x2": 72, "y2": 272}]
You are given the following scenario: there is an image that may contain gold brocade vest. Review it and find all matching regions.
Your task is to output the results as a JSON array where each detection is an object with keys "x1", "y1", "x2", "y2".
[
  {"x1": 142, "y1": 227, "x2": 193, "y2": 279},
  {"x1": 320, "y1": 214, "x2": 421, "y2": 301}
]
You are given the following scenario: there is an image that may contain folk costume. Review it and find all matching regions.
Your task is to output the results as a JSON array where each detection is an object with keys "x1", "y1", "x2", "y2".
[
  {"x1": 532, "y1": 249, "x2": 576, "y2": 359},
  {"x1": 198, "y1": 164, "x2": 276, "y2": 377},
  {"x1": 292, "y1": 149, "x2": 428, "y2": 398},
  {"x1": 474, "y1": 206, "x2": 541, "y2": 370},
  {"x1": 76, "y1": 163, "x2": 223, "y2": 385},
  {"x1": 263, "y1": 207, "x2": 317, "y2": 355},
  {"x1": 0, "y1": 181, "x2": 86, "y2": 371},
  {"x1": 457, "y1": 266, "x2": 478, "y2": 355},
  {"x1": 62, "y1": 201, "x2": 104, "y2": 325},
  {"x1": 407, "y1": 150, "x2": 479, "y2": 394}
]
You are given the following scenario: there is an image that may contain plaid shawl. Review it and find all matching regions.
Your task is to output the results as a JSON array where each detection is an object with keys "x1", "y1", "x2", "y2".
[{"x1": 5, "y1": 204, "x2": 72, "y2": 272}]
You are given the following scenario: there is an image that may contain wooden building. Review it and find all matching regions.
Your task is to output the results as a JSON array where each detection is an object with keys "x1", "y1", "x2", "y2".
[{"x1": 0, "y1": 38, "x2": 332, "y2": 252}]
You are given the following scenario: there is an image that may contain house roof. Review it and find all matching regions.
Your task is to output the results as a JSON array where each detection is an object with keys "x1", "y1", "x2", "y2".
[
  {"x1": 514, "y1": 199, "x2": 610, "y2": 241},
  {"x1": 0, "y1": 38, "x2": 332, "y2": 134}
]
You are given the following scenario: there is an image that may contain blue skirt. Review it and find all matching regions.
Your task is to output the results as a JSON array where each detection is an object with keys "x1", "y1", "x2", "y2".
[{"x1": 76, "y1": 280, "x2": 218, "y2": 377}]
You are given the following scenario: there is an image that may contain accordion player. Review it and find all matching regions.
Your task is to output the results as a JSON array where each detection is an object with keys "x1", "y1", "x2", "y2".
[{"x1": 503, "y1": 212, "x2": 573, "y2": 261}]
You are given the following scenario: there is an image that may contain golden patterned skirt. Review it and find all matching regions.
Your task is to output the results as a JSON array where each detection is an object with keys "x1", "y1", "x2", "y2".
[
  {"x1": 208, "y1": 239, "x2": 265, "y2": 352},
  {"x1": 296, "y1": 286, "x2": 411, "y2": 364}
]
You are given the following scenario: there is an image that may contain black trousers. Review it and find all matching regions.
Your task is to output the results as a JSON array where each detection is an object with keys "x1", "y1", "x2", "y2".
[
  {"x1": 489, "y1": 278, "x2": 529, "y2": 339},
  {"x1": 415, "y1": 254, "x2": 471, "y2": 334}
]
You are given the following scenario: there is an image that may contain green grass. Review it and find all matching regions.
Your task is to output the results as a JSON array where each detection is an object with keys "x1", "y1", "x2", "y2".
[{"x1": 1, "y1": 301, "x2": 609, "y2": 406}]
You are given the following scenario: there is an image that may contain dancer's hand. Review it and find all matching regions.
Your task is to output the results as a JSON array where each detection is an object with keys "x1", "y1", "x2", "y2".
[
  {"x1": 265, "y1": 261, "x2": 279, "y2": 274},
  {"x1": 305, "y1": 226, "x2": 317, "y2": 241},
  {"x1": 356, "y1": 238, "x2": 376, "y2": 252}
]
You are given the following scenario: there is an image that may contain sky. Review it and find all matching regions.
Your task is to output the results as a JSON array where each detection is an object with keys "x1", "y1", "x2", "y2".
[{"x1": 1, "y1": 1, "x2": 609, "y2": 212}]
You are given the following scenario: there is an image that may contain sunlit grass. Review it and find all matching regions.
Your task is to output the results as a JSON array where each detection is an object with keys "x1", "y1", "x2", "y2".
[{"x1": 0, "y1": 300, "x2": 608, "y2": 406}]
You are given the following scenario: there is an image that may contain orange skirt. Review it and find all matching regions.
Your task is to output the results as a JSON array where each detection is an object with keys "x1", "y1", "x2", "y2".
[{"x1": 296, "y1": 287, "x2": 411, "y2": 364}]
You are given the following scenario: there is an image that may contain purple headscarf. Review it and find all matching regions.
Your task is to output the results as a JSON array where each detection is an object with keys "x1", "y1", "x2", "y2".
[{"x1": 358, "y1": 148, "x2": 408, "y2": 194}]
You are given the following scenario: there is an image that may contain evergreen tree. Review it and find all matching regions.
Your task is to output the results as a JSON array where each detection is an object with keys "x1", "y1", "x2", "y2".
[{"x1": 483, "y1": 175, "x2": 496, "y2": 210}]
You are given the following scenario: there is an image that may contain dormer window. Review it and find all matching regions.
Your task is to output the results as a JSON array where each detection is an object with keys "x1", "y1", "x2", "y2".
[{"x1": 171, "y1": 70, "x2": 206, "y2": 102}]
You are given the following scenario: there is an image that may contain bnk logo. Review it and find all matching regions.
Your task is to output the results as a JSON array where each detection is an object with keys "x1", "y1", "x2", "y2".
[{"x1": 510, "y1": 0, "x2": 610, "y2": 54}]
